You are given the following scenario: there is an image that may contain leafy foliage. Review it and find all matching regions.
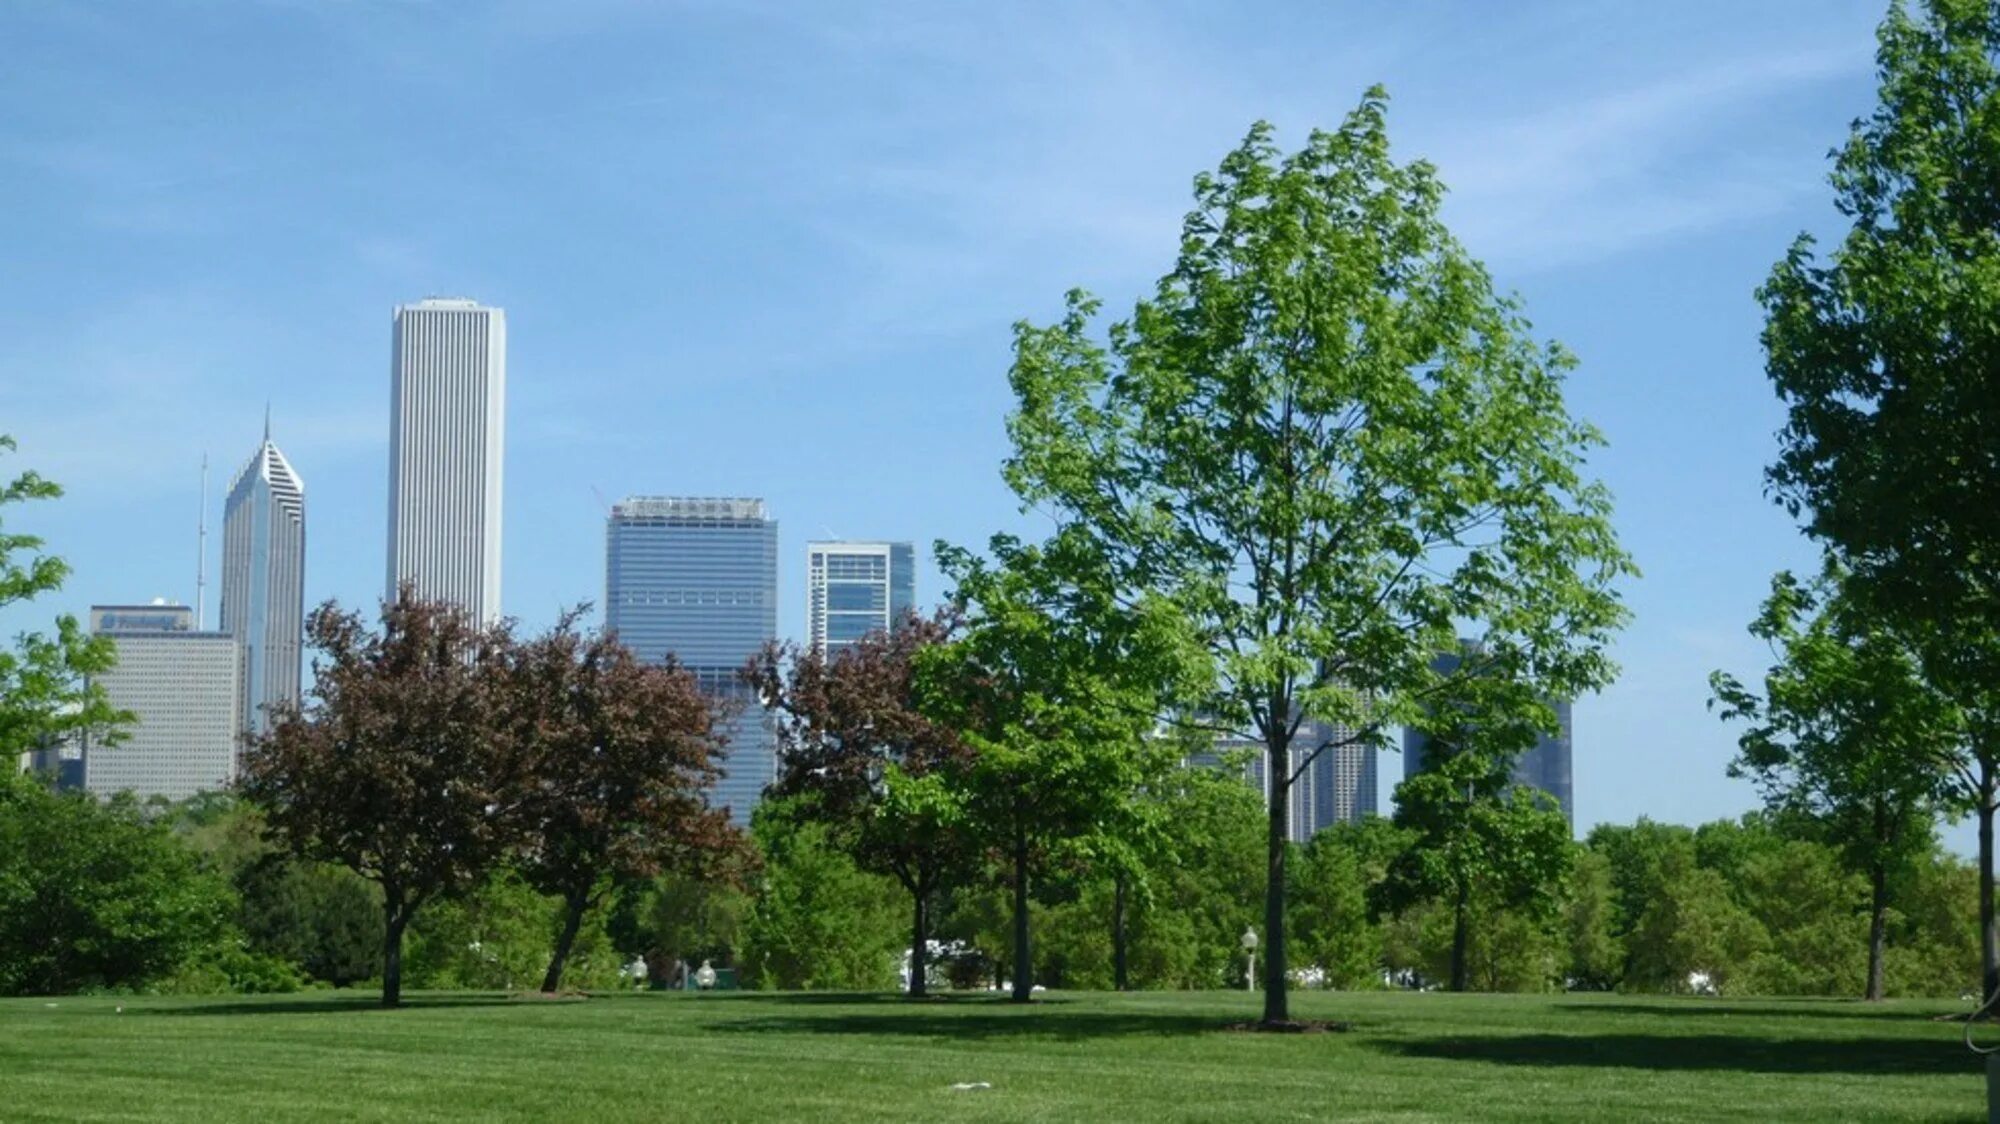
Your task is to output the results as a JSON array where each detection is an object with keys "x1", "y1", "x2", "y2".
[
  {"x1": 0, "y1": 435, "x2": 127, "y2": 765},
  {"x1": 1758, "y1": 0, "x2": 2000, "y2": 1000},
  {"x1": 0, "y1": 774, "x2": 231, "y2": 995},
  {"x1": 993, "y1": 89, "x2": 1630, "y2": 1020},
  {"x1": 505, "y1": 609, "x2": 738, "y2": 992},
  {"x1": 750, "y1": 611, "x2": 976, "y2": 996},
  {"x1": 739, "y1": 803, "x2": 903, "y2": 990},
  {"x1": 1711, "y1": 568, "x2": 1956, "y2": 997},
  {"x1": 921, "y1": 531, "x2": 1186, "y2": 1000},
  {"x1": 241, "y1": 592, "x2": 517, "y2": 1007}
]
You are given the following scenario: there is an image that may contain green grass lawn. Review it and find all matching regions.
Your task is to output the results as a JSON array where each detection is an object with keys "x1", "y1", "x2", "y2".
[{"x1": 0, "y1": 988, "x2": 1988, "y2": 1122}]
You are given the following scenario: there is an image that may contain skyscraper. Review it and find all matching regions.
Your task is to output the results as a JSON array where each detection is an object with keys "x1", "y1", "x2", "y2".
[
  {"x1": 386, "y1": 298, "x2": 505, "y2": 624},
  {"x1": 1194, "y1": 715, "x2": 1378, "y2": 842},
  {"x1": 82, "y1": 603, "x2": 240, "y2": 801},
  {"x1": 806, "y1": 540, "x2": 915, "y2": 659},
  {"x1": 1402, "y1": 643, "x2": 1576, "y2": 828},
  {"x1": 220, "y1": 416, "x2": 304, "y2": 741},
  {"x1": 606, "y1": 497, "x2": 778, "y2": 824}
]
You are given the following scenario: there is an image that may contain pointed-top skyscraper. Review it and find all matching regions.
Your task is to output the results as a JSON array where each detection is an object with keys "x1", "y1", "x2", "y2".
[{"x1": 220, "y1": 412, "x2": 305, "y2": 740}]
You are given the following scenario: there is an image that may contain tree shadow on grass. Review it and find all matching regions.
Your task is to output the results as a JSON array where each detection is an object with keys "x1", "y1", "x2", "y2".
[
  {"x1": 1379, "y1": 1033, "x2": 1978, "y2": 1076},
  {"x1": 1556, "y1": 1001, "x2": 1959, "y2": 1023},
  {"x1": 710, "y1": 1007, "x2": 1226, "y2": 1042},
  {"x1": 143, "y1": 994, "x2": 520, "y2": 1017},
  {"x1": 681, "y1": 992, "x2": 1076, "y2": 1007}
]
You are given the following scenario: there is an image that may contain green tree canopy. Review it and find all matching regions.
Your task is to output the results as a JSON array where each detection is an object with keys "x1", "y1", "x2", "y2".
[
  {"x1": 0, "y1": 435, "x2": 126, "y2": 763},
  {"x1": 994, "y1": 89, "x2": 1630, "y2": 1023},
  {"x1": 1711, "y1": 567, "x2": 1958, "y2": 998},
  {"x1": 1759, "y1": 0, "x2": 2000, "y2": 1001}
]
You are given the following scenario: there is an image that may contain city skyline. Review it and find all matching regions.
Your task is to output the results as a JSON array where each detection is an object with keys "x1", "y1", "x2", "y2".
[
  {"x1": 220, "y1": 415, "x2": 305, "y2": 742},
  {"x1": 386, "y1": 298, "x2": 505, "y2": 625},
  {"x1": 0, "y1": 0, "x2": 1895, "y2": 841}
]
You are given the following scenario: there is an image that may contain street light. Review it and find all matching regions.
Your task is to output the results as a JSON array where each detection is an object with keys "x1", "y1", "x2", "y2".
[{"x1": 1241, "y1": 927, "x2": 1259, "y2": 992}]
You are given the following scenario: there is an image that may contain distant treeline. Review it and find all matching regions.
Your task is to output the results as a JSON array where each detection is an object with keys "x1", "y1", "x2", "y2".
[{"x1": 0, "y1": 773, "x2": 1974, "y2": 1000}]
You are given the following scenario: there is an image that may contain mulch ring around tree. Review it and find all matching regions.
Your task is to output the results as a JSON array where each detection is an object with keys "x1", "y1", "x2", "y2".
[{"x1": 1223, "y1": 1019, "x2": 1351, "y2": 1034}]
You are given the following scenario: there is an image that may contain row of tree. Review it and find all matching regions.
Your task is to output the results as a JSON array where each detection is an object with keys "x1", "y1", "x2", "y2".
[
  {"x1": 1708, "y1": 0, "x2": 2000, "y2": 1010},
  {"x1": 17, "y1": 0, "x2": 2000, "y2": 1022},
  {"x1": 5, "y1": 761, "x2": 1980, "y2": 1002}
]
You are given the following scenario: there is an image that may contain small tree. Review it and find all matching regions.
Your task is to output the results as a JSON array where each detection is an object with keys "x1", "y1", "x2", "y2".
[
  {"x1": 1710, "y1": 568, "x2": 1958, "y2": 999},
  {"x1": 506, "y1": 611, "x2": 737, "y2": 993},
  {"x1": 241, "y1": 592, "x2": 515, "y2": 1007},
  {"x1": 748, "y1": 610, "x2": 977, "y2": 997},
  {"x1": 997, "y1": 91, "x2": 1630, "y2": 1023},
  {"x1": 920, "y1": 532, "x2": 1186, "y2": 1002},
  {"x1": 1376, "y1": 744, "x2": 1571, "y2": 992},
  {"x1": 0, "y1": 435, "x2": 127, "y2": 762}
]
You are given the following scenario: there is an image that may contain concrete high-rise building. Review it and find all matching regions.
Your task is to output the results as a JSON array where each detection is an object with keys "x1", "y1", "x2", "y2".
[
  {"x1": 82, "y1": 603, "x2": 240, "y2": 801},
  {"x1": 221, "y1": 416, "x2": 304, "y2": 741},
  {"x1": 606, "y1": 497, "x2": 778, "y2": 824},
  {"x1": 1402, "y1": 643, "x2": 1575, "y2": 828},
  {"x1": 386, "y1": 298, "x2": 505, "y2": 624},
  {"x1": 806, "y1": 540, "x2": 915, "y2": 659}
]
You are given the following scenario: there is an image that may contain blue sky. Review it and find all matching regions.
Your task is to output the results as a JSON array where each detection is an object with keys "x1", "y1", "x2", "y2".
[{"x1": 0, "y1": 0, "x2": 1897, "y2": 836}]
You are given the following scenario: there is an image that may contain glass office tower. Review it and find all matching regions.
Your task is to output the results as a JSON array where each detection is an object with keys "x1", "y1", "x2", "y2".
[
  {"x1": 221, "y1": 418, "x2": 304, "y2": 741},
  {"x1": 806, "y1": 540, "x2": 915, "y2": 659},
  {"x1": 606, "y1": 497, "x2": 778, "y2": 825},
  {"x1": 1402, "y1": 644, "x2": 1576, "y2": 828}
]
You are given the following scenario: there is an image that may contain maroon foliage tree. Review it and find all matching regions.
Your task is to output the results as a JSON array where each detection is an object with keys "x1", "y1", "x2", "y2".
[
  {"x1": 744, "y1": 611, "x2": 976, "y2": 998},
  {"x1": 505, "y1": 611, "x2": 741, "y2": 993},
  {"x1": 240, "y1": 591, "x2": 516, "y2": 1008}
]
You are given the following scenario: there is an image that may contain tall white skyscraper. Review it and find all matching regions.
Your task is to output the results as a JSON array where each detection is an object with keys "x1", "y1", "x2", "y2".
[
  {"x1": 83, "y1": 603, "x2": 240, "y2": 800},
  {"x1": 221, "y1": 415, "x2": 304, "y2": 740},
  {"x1": 387, "y1": 298, "x2": 506, "y2": 624},
  {"x1": 806, "y1": 541, "x2": 915, "y2": 659}
]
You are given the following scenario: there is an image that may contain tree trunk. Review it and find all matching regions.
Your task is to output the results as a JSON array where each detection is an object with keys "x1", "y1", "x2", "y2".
[
  {"x1": 1011, "y1": 827, "x2": 1033, "y2": 1003},
  {"x1": 541, "y1": 893, "x2": 589, "y2": 994},
  {"x1": 1865, "y1": 861, "x2": 1888, "y2": 1002},
  {"x1": 908, "y1": 887, "x2": 929, "y2": 999},
  {"x1": 1981, "y1": 756, "x2": 1998, "y2": 1008},
  {"x1": 1262, "y1": 743, "x2": 1289, "y2": 1023},
  {"x1": 1112, "y1": 869, "x2": 1129, "y2": 992},
  {"x1": 1450, "y1": 878, "x2": 1470, "y2": 993},
  {"x1": 381, "y1": 898, "x2": 410, "y2": 1009}
]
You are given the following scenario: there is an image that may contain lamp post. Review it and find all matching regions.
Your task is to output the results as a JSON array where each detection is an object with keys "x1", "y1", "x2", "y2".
[{"x1": 1241, "y1": 927, "x2": 1259, "y2": 992}]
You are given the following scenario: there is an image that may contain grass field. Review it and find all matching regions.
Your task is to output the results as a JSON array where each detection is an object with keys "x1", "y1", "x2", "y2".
[{"x1": 0, "y1": 988, "x2": 1990, "y2": 1122}]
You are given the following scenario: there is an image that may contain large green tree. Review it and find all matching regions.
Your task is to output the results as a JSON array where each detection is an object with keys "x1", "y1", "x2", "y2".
[
  {"x1": 0, "y1": 435, "x2": 126, "y2": 763},
  {"x1": 997, "y1": 91, "x2": 1630, "y2": 1022},
  {"x1": 1759, "y1": 0, "x2": 2000, "y2": 1003},
  {"x1": 1711, "y1": 568, "x2": 1958, "y2": 999}
]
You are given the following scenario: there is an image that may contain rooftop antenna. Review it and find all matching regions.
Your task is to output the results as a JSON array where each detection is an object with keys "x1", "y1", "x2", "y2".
[{"x1": 195, "y1": 453, "x2": 209, "y2": 629}]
